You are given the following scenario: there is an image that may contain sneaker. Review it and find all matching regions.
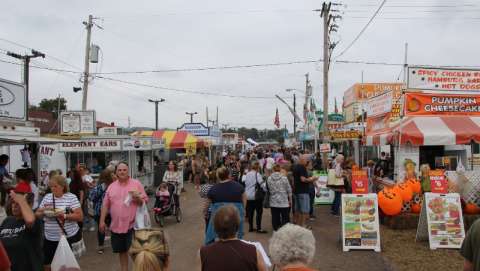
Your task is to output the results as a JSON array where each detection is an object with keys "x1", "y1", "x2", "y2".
[
  {"x1": 256, "y1": 229, "x2": 268, "y2": 234},
  {"x1": 97, "y1": 247, "x2": 104, "y2": 254}
]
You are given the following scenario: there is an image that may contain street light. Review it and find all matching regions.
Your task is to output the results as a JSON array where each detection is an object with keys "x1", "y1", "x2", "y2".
[
  {"x1": 185, "y1": 112, "x2": 198, "y2": 123},
  {"x1": 148, "y1": 98, "x2": 165, "y2": 130}
]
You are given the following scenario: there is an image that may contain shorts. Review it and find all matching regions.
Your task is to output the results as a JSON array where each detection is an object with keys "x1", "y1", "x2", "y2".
[
  {"x1": 111, "y1": 228, "x2": 134, "y2": 253},
  {"x1": 294, "y1": 193, "x2": 310, "y2": 214}
]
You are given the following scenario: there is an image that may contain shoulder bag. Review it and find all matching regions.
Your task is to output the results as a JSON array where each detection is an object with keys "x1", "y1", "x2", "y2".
[
  {"x1": 52, "y1": 195, "x2": 86, "y2": 258},
  {"x1": 254, "y1": 172, "x2": 265, "y2": 202},
  {"x1": 327, "y1": 168, "x2": 345, "y2": 188}
]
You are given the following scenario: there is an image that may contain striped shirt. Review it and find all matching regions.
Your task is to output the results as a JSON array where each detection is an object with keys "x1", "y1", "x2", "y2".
[{"x1": 39, "y1": 193, "x2": 81, "y2": 241}]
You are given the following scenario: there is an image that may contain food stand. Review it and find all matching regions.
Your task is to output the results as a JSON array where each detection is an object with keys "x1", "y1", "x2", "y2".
[{"x1": 59, "y1": 136, "x2": 164, "y2": 187}]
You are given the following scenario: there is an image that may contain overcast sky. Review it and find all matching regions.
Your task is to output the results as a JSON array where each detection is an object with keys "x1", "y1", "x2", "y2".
[{"x1": 0, "y1": 0, "x2": 478, "y2": 132}]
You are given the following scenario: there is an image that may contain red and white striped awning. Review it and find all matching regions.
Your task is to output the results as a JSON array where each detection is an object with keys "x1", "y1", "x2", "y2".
[
  {"x1": 365, "y1": 130, "x2": 394, "y2": 146},
  {"x1": 396, "y1": 116, "x2": 480, "y2": 146},
  {"x1": 365, "y1": 116, "x2": 480, "y2": 146}
]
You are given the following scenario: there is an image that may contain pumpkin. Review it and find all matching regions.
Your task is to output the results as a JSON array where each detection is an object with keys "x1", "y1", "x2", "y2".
[
  {"x1": 464, "y1": 203, "x2": 480, "y2": 214},
  {"x1": 397, "y1": 183, "x2": 413, "y2": 202},
  {"x1": 407, "y1": 178, "x2": 422, "y2": 194},
  {"x1": 378, "y1": 188, "x2": 403, "y2": 216},
  {"x1": 411, "y1": 203, "x2": 421, "y2": 213}
]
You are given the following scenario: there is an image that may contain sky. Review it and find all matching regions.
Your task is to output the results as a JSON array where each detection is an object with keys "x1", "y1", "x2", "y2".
[{"x1": 0, "y1": 0, "x2": 479, "y2": 132}]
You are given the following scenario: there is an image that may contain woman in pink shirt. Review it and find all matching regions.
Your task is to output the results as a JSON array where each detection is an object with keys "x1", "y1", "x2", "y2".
[{"x1": 99, "y1": 162, "x2": 148, "y2": 271}]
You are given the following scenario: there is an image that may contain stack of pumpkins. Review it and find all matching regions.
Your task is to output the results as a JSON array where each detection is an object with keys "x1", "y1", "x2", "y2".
[{"x1": 378, "y1": 178, "x2": 422, "y2": 216}]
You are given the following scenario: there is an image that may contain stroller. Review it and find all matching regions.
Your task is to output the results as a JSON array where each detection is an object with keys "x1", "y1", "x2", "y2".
[{"x1": 153, "y1": 182, "x2": 182, "y2": 227}]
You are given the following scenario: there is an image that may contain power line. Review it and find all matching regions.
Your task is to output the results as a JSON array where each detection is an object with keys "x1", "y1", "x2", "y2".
[
  {"x1": 95, "y1": 75, "x2": 284, "y2": 99},
  {"x1": 0, "y1": 37, "x2": 83, "y2": 71},
  {"x1": 334, "y1": 0, "x2": 387, "y2": 60}
]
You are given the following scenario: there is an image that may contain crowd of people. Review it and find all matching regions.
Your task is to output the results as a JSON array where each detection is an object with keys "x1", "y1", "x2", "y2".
[{"x1": 0, "y1": 146, "x2": 477, "y2": 271}]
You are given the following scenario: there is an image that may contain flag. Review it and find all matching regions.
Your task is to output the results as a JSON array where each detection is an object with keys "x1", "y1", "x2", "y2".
[{"x1": 274, "y1": 108, "x2": 280, "y2": 128}]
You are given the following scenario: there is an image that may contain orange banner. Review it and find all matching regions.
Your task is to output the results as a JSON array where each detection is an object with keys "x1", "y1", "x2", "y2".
[{"x1": 405, "y1": 92, "x2": 480, "y2": 116}]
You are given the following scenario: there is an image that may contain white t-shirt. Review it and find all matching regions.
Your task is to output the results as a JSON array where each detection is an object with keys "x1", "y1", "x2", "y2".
[
  {"x1": 244, "y1": 171, "x2": 265, "y2": 200},
  {"x1": 265, "y1": 157, "x2": 275, "y2": 170},
  {"x1": 39, "y1": 193, "x2": 81, "y2": 241}
]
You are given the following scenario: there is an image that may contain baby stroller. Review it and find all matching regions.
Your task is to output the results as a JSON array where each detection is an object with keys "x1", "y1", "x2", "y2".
[{"x1": 153, "y1": 182, "x2": 182, "y2": 227}]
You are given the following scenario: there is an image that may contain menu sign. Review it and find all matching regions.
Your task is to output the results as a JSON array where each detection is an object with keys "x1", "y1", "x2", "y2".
[
  {"x1": 408, "y1": 66, "x2": 480, "y2": 91},
  {"x1": 417, "y1": 193, "x2": 465, "y2": 249},
  {"x1": 342, "y1": 194, "x2": 381, "y2": 252},
  {"x1": 430, "y1": 170, "x2": 448, "y2": 194},
  {"x1": 330, "y1": 130, "x2": 361, "y2": 139},
  {"x1": 405, "y1": 93, "x2": 480, "y2": 116},
  {"x1": 351, "y1": 170, "x2": 369, "y2": 194},
  {"x1": 367, "y1": 92, "x2": 393, "y2": 117}
]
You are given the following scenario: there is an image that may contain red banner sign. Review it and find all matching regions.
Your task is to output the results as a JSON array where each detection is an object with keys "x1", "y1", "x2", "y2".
[
  {"x1": 351, "y1": 170, "x2": 369, "y2": 194},
  {"x1": 430, "y1": 170, "x2": 448, "y2": 194},
  {"x1": 405, "y1": 92, "x2": 480, "y2": 116}
]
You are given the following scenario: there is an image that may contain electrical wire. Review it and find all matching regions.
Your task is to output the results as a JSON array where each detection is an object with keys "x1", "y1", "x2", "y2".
[{"x1": 334, "y1": 0, "x2": 388, "y2": 60}]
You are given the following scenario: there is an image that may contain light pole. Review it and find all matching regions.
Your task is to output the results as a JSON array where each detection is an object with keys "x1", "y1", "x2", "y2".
[
  {"x1": 286, "y1": 89, "x2": 299, "y2": 139},
  {"x1": 148, "y1": 98, "x2": 165, "y2": 130},
  {"x1": 7, "y1": 49, "x2": 45, "y2": 121},
  {"x1": 185, "y1": 112, "x2": 198, "y2": 123}
]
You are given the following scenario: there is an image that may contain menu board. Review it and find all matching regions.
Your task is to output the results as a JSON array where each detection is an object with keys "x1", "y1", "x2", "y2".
[
  {"x1": 313, "y1": 171, "x2": 334, "y2": 205},
  {"x1": 416, "y1": 193, "x2": 465, "y2": 249},
  {"x1": 430, "y1": 170, "x2": 448, "y2": 194},
  {"x1": 341, "y1": 194, "x2": 381, "y2": 252}
]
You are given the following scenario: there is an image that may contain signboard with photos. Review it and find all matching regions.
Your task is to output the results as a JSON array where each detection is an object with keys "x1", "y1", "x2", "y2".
[
  {"x1": 0, "y1": 78, "x2": 26, "y2": 121},
  {"x1": 313, "y1": 171, "x2": 334, "y2": 205},
  {"x1": 60, "y1": 110, "x2": 96, "y2": 135},
  {"x1": 405, "y1": 92, "x2": 480, "y2": 116},
  {"x1": 416, "y1": 193, "x2": 465, "y2": 250},
  {"x1": 341, "y1": 194, "x2": 381, "y2": 252}
]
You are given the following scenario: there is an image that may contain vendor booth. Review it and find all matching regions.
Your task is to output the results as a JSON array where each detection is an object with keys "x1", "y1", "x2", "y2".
[
  {"x1": 59, "y1": 136, "x2": 164, "y2": 187},
  {"x1": 131, "y1": 130, "x2": 207, "y2": 159}
]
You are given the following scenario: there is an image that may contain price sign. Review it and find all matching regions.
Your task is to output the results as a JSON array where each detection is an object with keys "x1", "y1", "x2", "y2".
[
  {"x1": 351, "y1": 170, "x2": 369, "y2": 194},
  {"x1": 430, "y1": 170, "x2": 448, "y2": 194}
]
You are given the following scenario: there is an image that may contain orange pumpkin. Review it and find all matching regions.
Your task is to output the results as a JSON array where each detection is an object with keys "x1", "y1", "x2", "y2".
[
  {"x1": 407, "y1": 178, "x2": 422, "y2": 194},
  {"x1": 378, "y1": 188, "x2": 403, "y2": 216},
  {"x1": 397, "y1": 183, "x2": 413, "y2": 202},
  {"x1": 464, "y1": 203, "x2": 480, "y2": 214},
  {"x1": 411, "y1": 203, "x2": 421, "y2": 213}
]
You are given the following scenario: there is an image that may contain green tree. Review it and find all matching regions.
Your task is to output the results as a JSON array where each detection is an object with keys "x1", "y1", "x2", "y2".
[{"x1": 36, "y1": 97, "x2": 67, "y2": 118}]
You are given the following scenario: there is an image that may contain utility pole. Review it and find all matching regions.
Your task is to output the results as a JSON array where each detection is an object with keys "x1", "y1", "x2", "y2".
[
  {"x1": 216, "y1": 106, "x2": 219, "y2": 126},
  {"x1": 322, "y1": 2, "x2": 331, "y2": 156},
  {"x1": 206, "y1": 106, "x2": 209, "y2": 126},
  {"x1": 128, "y1": 116, "x2": 131, "y2": 129},
  {"x1": 82, "y1": 15, "x2": 93, "y2": 110},
  {"x1": 148, "y1": 98, "x2": 165, "y2": 130},
  {"x1": 186, "y1": 112, "x2": 198, "y2": 123},
  {"x1": 7, "y1": 49, "x2": 45, "y2": 121}
]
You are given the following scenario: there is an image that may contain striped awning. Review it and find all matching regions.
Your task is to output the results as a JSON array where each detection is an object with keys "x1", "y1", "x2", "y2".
[
  {"x1": 365, "y1": 116, "x2": 480, "y2": 146},
  {"x1": 396, "y1": 116, "x2": 480, "y2": 146},
  {"x1": 130, "y1": 130, "x2": 206, "y2": 149}
]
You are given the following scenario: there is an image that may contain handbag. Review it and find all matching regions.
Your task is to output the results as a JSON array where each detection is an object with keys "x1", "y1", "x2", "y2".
[
  {"x1": 52, "y1": 195, "x2": 86, "y2": 258},
  {"x1": 327, "y1": 168, "x2": 345, "y2": 188},
  {"x1": 263, "y1": 179, "x2": 271, "y2": 209},
  {"x1": 254, "y1": 173, "x2": 265, "y2": 201}
]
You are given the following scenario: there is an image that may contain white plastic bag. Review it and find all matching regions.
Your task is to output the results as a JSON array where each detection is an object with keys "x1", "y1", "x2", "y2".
[
  {"x1": 134, "y1": 203, "x2": 152, "y2": 230},
  {"x1": 51, "y1": 235, "x2": 81, "y2": 271}
]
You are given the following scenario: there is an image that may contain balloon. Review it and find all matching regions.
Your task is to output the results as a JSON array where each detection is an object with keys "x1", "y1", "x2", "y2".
[
  {"x1": 397, "y1": 183, "x2": 413, "y2": 202},
  {"x1": 378, "y1": 188, "x2": 403, "y2": 216},
  {"x1": 407, "y1": 178, "x2": 422, "y2": 194}
]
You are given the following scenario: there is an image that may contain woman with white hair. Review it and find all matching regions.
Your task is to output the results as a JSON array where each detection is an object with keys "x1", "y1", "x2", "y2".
[{"x1": 269, "y1": 223, "x2": 316, "y2": 271}]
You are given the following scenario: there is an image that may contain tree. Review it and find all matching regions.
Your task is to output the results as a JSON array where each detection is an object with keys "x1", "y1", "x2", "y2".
[{"x1": 35, "y1": 97, "x2": 67, "y2": 118}]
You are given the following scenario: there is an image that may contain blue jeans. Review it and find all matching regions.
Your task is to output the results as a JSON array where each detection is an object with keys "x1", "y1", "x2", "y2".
[{"x1": 331, "y1": 191, "x2": 342, "y2": 215}]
